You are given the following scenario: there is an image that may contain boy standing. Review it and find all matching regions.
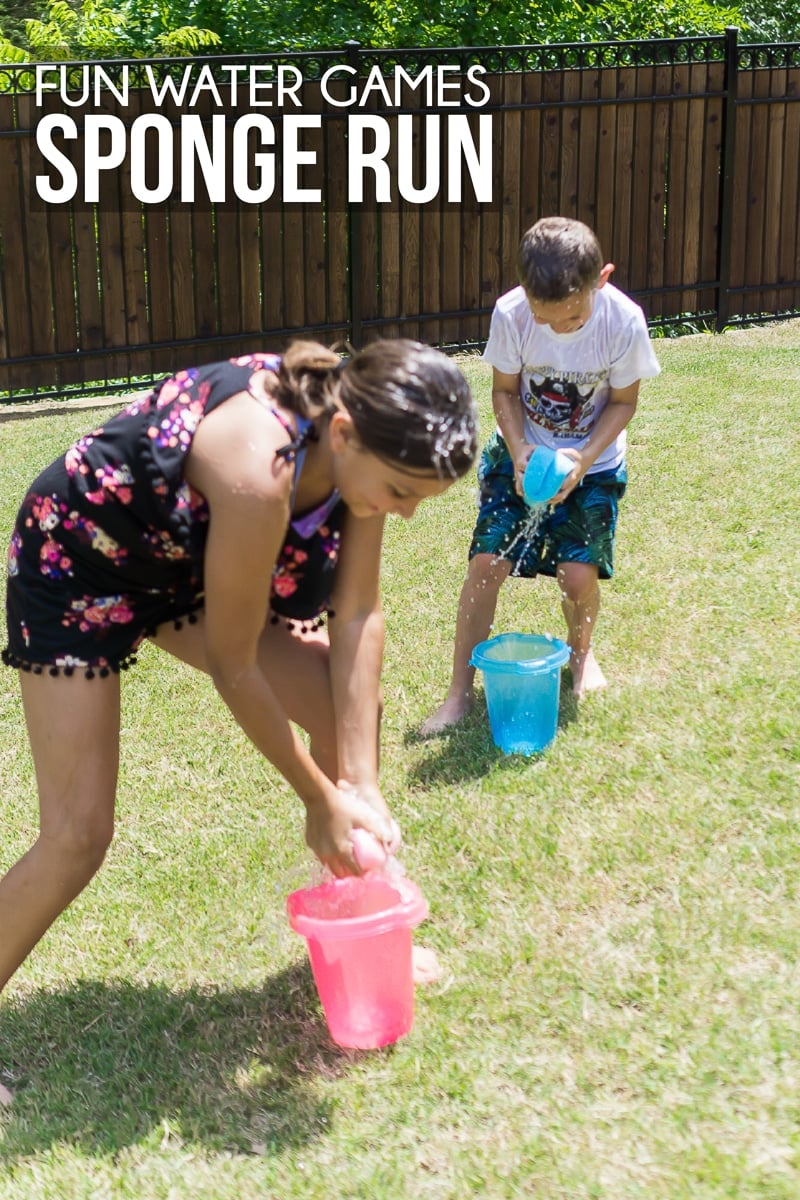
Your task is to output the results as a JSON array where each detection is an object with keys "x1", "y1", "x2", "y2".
[{"x1": 421, "y1": 217, "x2": 660, "y2": 732}]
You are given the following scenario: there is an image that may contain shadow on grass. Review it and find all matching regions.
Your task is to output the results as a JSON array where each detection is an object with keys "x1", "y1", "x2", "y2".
[
  {"x1": 405, "y1": 687, "x2": 579, "y2": 786},
  {"x1": 0, "y1": 961, "x2": 366, "y2": 1160}
]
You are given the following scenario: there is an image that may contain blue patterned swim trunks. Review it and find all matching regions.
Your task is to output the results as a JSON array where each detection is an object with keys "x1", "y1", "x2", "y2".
[{"x1": 469, "y1": 432, "x2": 627, "y2": 579}]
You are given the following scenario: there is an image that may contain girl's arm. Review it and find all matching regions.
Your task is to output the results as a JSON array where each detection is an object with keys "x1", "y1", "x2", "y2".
[
  {"x1": 326, "y1": 509, "x2": 390, "y2": 822},
  {"x1": 185, "y1": 397, "x2": 391, "y2": 872}
]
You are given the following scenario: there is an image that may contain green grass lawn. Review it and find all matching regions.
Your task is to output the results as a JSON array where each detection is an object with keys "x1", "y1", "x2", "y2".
[{"x1": 1, "y1": 323, "x2": 799, "y2": 1199}]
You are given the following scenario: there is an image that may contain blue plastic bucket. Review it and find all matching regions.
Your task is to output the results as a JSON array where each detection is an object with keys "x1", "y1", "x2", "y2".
[{"x1": 470, "y1": 633, "x2": 571, "y2": 755}]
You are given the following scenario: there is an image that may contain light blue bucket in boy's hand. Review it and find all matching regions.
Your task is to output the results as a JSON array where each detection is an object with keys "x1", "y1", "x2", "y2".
[
  {"x1": 522, "y1": 446, "x2": 575, "y2": 505},
  {"x1": 470, "y1": 633, "x2": 571, "y2": 755}
]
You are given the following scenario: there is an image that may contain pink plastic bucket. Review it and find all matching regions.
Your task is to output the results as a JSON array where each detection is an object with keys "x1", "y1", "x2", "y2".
[{"x1": 287, "y1": 874, "x2": 428, "y2": 1049}]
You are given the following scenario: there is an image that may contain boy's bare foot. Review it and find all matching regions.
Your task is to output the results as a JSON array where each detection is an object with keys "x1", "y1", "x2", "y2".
[
  {"x1": 0, "y1": 1082, "x2": 13, "y2": 1107},
  {"x1": 418, "y1": 694, "x2": 473, "y2": 735},
  {"x1": 412, "y1": 945, "x2": 444, "y2": 985},
  {"x1": 570, "y1": 648, "x2": 607, "y2": 697}
]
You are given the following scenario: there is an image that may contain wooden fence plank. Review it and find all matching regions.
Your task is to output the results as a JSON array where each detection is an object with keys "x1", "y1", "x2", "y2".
[
  {"x1": 577, "y1": 67, "x2": 600, "y2": 237},
  {"x1": 761, "y1": 67, "x2": 787, "y2": 316},
  {"x1": 594, "y1": 66, "x2": 619, "y2": 265},
  {"x1": 647, "y1": 65, "x2": 671, "y2": 320},
  {"x1": 237, "y1": 205, "x2": 261, "y2": 339},
  {"x1": 209, "y1": 84, "x2": 243, "y2": 349},
  {"x1": 282, "y1": 206, "x2": 306, "y2": 331},
  {"x1": 699, "y1": 61, "x2": 724, "y2": 317},
  {"x1": 0, "y1": 93, "x2": 32, "y2": 390},
  {"x1": 380, "y1": 196, "x2": 402, "y2": 341},
  {"x1": 744, "y1": 69, "x2": 771, "y2": 316},
  {"x1": 352, "y1": 82, "x2": 382, "y2": 345},
  {"x1": 188, "y1": 94, "x2": 219, "y2": 350},
  {"x1": 558, "y1": 68, "x2": 580, "y2": 218},
  {"x1": 611, "y1": 68, "x2": 636, "y2": 298},
  {"x1": 777, "y1": 69, "x2": 800, "y2": 311},
  {"x1": 135, "y1": 83, "x2": 176, "y2": 378},
  {"x1": 519, "y1": 67, "x2": 544, "y2": 233},
  {"x1": 665, "y1": 67, "x2": 690, "y2": 317},
  {"x1": 32, "y1": 89, "x2": 82, "y2": 387},
  {"x1": 17, "y1": 94, "x2": 58, "y2": 386},
  {"x1": 628, "y1": 66, "x2": 654, "y2": 306},
  {"x1": 539, "y1": 70, "x2": 562, "y2": 222},
  {"x1": 400, "y1": 198, "x2": 421, "y2": 344},
  {"x1": 419, "y1": 199, "x2": 443, "y2": 346},
  {"x1": 324, "y1": 110, "x2": 350, "y2": 346},
  {"x1": 728, "y1": 66, "x2": 753, "y2": 321},
  {"x1": 399, "y1": 100, "x2": 421, "y2": 343},
  {"x1": 501, "y1": 68, "x2": 523, "y2": 292},
  {"x1": 301, "y1": 100, "x2": 328, "y2": 335},
  {"x1": 460, "y1": 131, "x2": 483, "y2": 346},
  {"x1": 439, "y1": 200, "x2": 461, "y2": 345},
  {"x1": 477, "y1": 72, "x2": 503, "y2": 317},
  {"x1": 93, "y1": 88, "x2": 133, "y2": 383},
  {"x1": 118, "y1": 85, "x2": 150, "y2": 379},
  {"x1": 260, "y1": 206, "x2": 285, "y2": 341}
]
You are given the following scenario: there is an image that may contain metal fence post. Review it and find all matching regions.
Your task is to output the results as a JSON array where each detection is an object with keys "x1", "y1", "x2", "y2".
[
  {"x1": 716, "y1": 26, "x2": 739, "y2": 332},
  {"x1": 344, "y1": 40, "x2": 363, "y2": 348}
]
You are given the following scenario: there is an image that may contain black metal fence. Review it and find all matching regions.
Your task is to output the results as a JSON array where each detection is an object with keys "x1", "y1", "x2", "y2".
[{"x1": 0, "y1": 28, "x2": 798, "y2": 402}]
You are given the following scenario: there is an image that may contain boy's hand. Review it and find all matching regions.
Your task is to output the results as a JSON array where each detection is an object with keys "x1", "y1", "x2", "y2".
[
  {"x1": 512, "y1": 445, "x2": 535, "y2": 497},
  {"x1": 551, "y1": 449, "x2": 585, "y2": 503}
]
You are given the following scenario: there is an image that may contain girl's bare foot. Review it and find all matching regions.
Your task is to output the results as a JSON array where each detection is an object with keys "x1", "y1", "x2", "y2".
[
  {"x1": 0, "y1": 1082, "x2": 13, "y2": 1107},
  {"x1": 570, "y1": 648, "x2": 607, "y2": 697},
  {"x1": 412, "y1": 945, "x2": 444, "y2": 985},
  {"x1": 418, "y1": 693, "x2": 473, "y2": 735}
]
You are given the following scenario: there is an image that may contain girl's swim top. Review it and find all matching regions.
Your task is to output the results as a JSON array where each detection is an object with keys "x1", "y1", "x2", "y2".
[{"x1": 2, "y1": 353, "x2": 345, "y2": 678}]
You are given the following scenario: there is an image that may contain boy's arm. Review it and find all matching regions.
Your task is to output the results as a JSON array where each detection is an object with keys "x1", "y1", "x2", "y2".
[
  {"x1": 554, "y1": 380, "x2": 640, "y2": 501},
  {"x1": 492, "y1": 367, "x2": 534, "y2": 494}
]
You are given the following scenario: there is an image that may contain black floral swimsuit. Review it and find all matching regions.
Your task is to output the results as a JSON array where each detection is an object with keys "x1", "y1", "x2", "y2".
[{"x1": 2, "y1": 354, "x2": 345, "y2": 678}]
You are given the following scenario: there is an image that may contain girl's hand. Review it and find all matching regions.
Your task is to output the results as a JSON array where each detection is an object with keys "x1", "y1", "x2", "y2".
[
  {"x1": 305, "y1": 783, "x2": 398, "y2": 877},
  {"x1": 337, "y1": 780, "x2": 402, "y2": 854}
]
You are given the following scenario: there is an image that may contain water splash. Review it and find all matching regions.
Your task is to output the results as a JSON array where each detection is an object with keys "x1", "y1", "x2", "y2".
[{"x1": 498, "y1": 502, "x2": 547, "y2": 577}]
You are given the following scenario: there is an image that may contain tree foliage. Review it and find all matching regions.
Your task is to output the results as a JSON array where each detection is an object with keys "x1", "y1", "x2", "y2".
[{"x1": 0, "y1": 0, "x2": 797, "y2": 60}]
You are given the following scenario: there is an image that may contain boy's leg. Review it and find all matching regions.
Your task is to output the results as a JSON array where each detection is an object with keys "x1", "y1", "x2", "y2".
[
  {"x1": 546, "y1": 467, "x2": 625, "y2": 698},
  {"x1": 557, "y1": 560, "x2": 606, "y2": 696},
  {"x1": 419, "y1": 552, "x2": 511, "y2": 733},
  {"x1": 0, "y1": 672, "x2": 120, "y2": 996}
]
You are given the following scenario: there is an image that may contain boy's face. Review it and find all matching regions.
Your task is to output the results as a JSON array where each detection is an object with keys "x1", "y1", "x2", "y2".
[
  {"x1": 525, "y1": 263, "x2": 614, "y2": 335},
  {"x1": 526, "y1": 288, "x2": 596, "y2": 334}
]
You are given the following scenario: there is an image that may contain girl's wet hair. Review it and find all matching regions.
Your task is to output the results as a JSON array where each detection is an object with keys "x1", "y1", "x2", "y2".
[{"x1": 274, "y1": 338, "x2": 479, "y2": 478}]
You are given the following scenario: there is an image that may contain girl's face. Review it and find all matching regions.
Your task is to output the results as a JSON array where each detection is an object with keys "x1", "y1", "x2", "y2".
[{"x1": 329, "y1": 414, "x2": 451, "y2": 519}]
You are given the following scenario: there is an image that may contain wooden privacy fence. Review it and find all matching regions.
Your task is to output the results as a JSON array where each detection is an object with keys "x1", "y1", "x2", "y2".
[{"x1": 0, "y1": 29, "x2": 798, "y2": 401}]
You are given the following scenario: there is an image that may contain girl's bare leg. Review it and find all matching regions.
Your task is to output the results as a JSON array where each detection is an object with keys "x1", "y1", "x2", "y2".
[{"x1": 0, "y1": 673, "x2": 120, "y2": 996}]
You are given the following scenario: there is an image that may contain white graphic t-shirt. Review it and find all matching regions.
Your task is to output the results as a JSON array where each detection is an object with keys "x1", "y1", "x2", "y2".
[{"x1": 483, "y1": 283, "x2": 661, "y2": 473}]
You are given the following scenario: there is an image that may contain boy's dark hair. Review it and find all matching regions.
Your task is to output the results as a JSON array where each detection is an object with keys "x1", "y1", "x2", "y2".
[{"x1": 517, "y1": 217, "x2": 603, "y2": 302}]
